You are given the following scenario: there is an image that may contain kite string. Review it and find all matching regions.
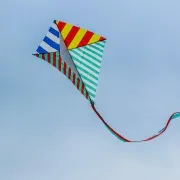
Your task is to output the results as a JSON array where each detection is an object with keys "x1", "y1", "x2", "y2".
[{"x1": 91, "y1": 102, "x2": 180, "y2": 142}]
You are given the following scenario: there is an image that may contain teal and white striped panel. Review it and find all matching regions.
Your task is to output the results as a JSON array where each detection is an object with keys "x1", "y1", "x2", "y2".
[{"x1": 69, "y1": 40, "x2": 106, "y2": 102}]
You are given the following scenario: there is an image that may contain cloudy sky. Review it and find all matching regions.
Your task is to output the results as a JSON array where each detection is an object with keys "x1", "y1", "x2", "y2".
[{"x1": 1, "y1": 0, "x2": 180, "y2": 179}]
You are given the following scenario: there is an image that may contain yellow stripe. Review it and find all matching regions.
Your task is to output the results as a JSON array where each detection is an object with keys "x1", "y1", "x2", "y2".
[
  {"x1": 61, "y1": 23, "x2": 73, "y2": 40},
  {"x1": 88, "y1": 34, "x2": 101, "y2": 44},
  {"x1": 68, "y1": 28, "x2": 87, "y2": 49}
]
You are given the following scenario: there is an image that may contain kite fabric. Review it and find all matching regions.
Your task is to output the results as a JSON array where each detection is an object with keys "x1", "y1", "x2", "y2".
[{"x1": 33, "y1": 20, "x2": 180, "y2": 143}]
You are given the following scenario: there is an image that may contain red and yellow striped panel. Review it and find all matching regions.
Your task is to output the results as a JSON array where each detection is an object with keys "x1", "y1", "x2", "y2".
[{"x1": 55, "y1": 20, "x2": 106, "y2": 50}]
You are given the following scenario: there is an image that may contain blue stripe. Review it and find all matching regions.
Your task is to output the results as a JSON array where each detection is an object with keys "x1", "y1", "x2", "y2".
[
  {"x1": 43, "y1": 36, "x2": 59, "y2": 51},
  {"x1": 36, "y1": 46, "x2": 48, "y2": 54},
  {"x1": 49, "y1": 27, "x2": 59, "y2": 38}
]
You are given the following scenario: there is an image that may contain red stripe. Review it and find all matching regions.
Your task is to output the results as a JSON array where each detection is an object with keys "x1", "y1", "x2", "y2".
[
  {"x1": 56, "y1": 21, "x2": 66, "y2": 32},
  {"x1": 64, "y1": 62, "x2": 67, "y2": 75},
  {"x1": 77, "y1": 78, "x2": 80, "y2": 90},
  {"x1": 73, "y1": 73, "x2": 76, "y2": 84},
  {"x1": 64, "y1": 26, "x2": 80, "y2": 47},
  {"x1": 86, "y1": 91, "x2": 89, "y2": 99},
  {"x1": 78, "y1": 31, "x2": 94, "y2": 47},
  {"x1": 42, "y1": 54, "x2": 45, "y2": 60},
  {"x1": 48, "y1": 53, "x2": 50, "y2": 63},
  {"x1": 68, "y1": 68, "x2": 71, "y2": 79},
  {"x1": 58, "y1": 57, "x2": 62, "y2": 71},
  {"x1": 81, "y1": 83, "x2": 85, "y2": 94},
  {"x1": 99, "y1": 36, "x2": 106, "y2": 41},
  {"x1": 53, "y1": 52, "x2": 56, "y2": 67}
]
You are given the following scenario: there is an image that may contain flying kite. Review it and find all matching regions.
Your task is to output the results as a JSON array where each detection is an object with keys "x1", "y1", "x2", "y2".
[{"x1": 33, "y1": 20, "x2": 180, "y2": 142}]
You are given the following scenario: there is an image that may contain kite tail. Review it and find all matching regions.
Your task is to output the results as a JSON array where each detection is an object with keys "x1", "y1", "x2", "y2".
[{"x1": 91, "y1": 102, "x2": 180, "y2": 142}]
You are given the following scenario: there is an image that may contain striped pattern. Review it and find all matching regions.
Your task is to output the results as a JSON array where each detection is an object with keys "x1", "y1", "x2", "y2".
[
  {"x1": 33, "y1": 52, "x2": 90, "y2": 101},
  {"x1": 34, "y1": 20, "x2": 107, "y2": 103},
  {"x1": 69, "y1": 40, "x2": 106, "y2": 102},
  {"x1": 55, "y1": 20, "x2": 106, "y2": 50},
  {"x1": 36, "y1": 22, "x2": 60, "y2": 54}
]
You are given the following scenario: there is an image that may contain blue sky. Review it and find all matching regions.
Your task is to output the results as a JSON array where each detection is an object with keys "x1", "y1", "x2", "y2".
[{"x1": 1, "y1": 0, "x2": 180, "y2": 179}]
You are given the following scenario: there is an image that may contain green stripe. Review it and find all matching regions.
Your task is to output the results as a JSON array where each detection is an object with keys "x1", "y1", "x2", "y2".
[
  {"x1": 44, "y1": 54, "x2": 48, "y2": 61},
  {"x1": 39, "y1": 54, "x2": 42, "y2": 59},
  {"x1": 75, "y1": 64, "x2": 99, "y2": 81},
  {"x1": 90, "y1": 43, "x2": 104, "y2": 53},
  {"x1": 83, "y1": 81, "x2": 96, "y2": 92},
  {"x1": 83, "y1": 46, "x2": 103, "y2": 58},
  {"x1": 76, "y1": 48, "x2": 102, "y2": 64},
  {"x1": 77, "y1": 71, "x2": 98, "y2": 87},
  {"x1": 72, "y1": 55, "x2": 100, "y2": 75},
  {"x1": 79, "y1": 81, "x2": 82, "y2": 94},
  {"x1": 70, "y1": 50, "x2": 101, "y2": 69},
  {"x1": 89, "y1": 44, "x2": 104, "y2": 53},
  {"x1": 50, "y1": 53, "x2": 53, "y2": 65},
  {"x1": 84, "y1": 87, "x2": 96, "y2": 98},
  {"x1": 95, "y1": 40, "x2": 106, "y2": 48},
  {"x1": 88, "y1": 91, "x2": 96, "y2": 98},
  {"x1": 75, "y1": 62, "x2": 99, "y2": 80}
]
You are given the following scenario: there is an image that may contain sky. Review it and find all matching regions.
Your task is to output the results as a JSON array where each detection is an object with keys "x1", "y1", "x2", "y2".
[{"x1": 1, "y1": 0, "x2": 180, "y2": 179}]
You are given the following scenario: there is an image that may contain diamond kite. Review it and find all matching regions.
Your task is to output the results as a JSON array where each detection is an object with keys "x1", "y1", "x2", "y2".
[{"x1": 33, "y1": 20, "x2": 180, "y2": 142}]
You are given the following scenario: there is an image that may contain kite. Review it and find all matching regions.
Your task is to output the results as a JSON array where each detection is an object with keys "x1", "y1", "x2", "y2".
[{"x1": 33, "y1": 20, "x2": 180, "y2": 142}]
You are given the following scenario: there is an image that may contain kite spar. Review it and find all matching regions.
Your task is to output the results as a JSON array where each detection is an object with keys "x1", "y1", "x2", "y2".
[{"x1": 33, "y1": 20, "x2": 180, "y2": 142}]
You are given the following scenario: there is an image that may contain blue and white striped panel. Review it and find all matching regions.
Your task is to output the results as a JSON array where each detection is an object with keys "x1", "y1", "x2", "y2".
[{"x1": 36, "y1": 22, "x2": 60, "y2": 54}]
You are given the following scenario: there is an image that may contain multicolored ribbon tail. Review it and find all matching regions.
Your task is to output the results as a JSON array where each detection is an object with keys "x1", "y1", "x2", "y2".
[{"x1": 91, "y1": 102, "x2": 180, "y2": 142}]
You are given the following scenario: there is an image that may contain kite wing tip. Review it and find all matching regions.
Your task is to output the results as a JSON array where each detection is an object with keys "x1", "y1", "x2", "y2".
[
  {"x1": 53, "y1": 20, "x2": 58, "y2": 24},
  {"x1": 32, "y1": 53, "x2": 39, "y2": 57},
  {"x1": 100, "y1": 37, "x2": 107, "y2": 42}
]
